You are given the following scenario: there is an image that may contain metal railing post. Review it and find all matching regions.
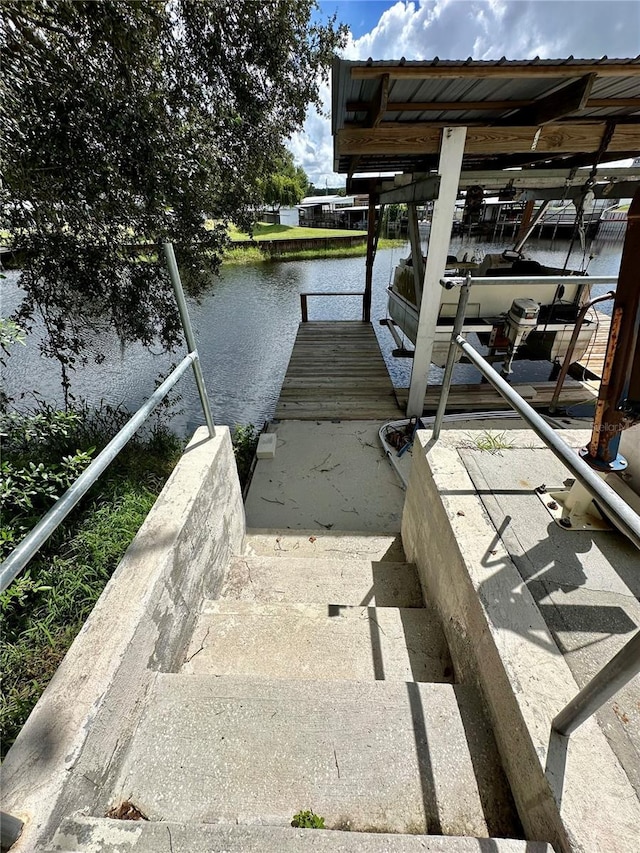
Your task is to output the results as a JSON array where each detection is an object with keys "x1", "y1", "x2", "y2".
[
  {"x1": 553, "y1": 630, "x2": 640, "y2": 736},
  {"x1": 163, "y1": 243, "x2": 216, "y2": 438},
  {"x1": 433, "y1": 274, "x2": 471, "y2": 440},
  {"x1": 1, "y1": 811, "x2": 24, "y2": 849},
  {"x1": 0, "y1": 355, "x2": 198, "y2": 593}
]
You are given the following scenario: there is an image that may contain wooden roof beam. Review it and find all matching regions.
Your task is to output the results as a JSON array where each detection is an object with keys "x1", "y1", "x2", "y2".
[
  {"x1": 351, "y1": 62, "x2": 640, "y2": 80},
  {"x1": 368, "y1": 73, "x2": 389, "y2": 127},
  {"x1": 345, "y1": 97, "x2": 640, "y2": 114},
  {"x1": 497, "y1": 74, "x2": 597, "y2": 125},
  {"x1": 336, "y1": 122, "x2": 640, "y2": 157}
]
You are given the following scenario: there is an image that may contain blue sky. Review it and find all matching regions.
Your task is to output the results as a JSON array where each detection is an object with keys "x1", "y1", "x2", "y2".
[
  {"x1": 319, "y1": 1, "x2": 395, "y2": 38},
  {"x1": 293, "y1": 1, "x2": 640, "y2": 186}
]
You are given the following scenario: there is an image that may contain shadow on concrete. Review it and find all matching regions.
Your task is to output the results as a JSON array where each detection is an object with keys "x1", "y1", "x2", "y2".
[
  {"x1": 406, "y1": 681, "x2": 442, "y2": 834},
  {"x1": 456, "y1": 685, "x2": 525, "y2": 838}
]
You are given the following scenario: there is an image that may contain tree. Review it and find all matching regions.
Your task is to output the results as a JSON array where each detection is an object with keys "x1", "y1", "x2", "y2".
[
  {"x1": 0, "y1": 1, "x2": 346, "y2": 396},
  {"x1": 260, "y1": 150, "x2": 308, "y2": 210}
]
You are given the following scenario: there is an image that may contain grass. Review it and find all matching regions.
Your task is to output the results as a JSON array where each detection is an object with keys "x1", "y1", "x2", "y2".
[
  {"x1": 223, "y1": 236, "x2": 405, "y2": 265},
  {"x1": 465, "y1": 430, "x2": 515, "y2": 453},
  {"x1": 0, "y1": 411, "x2": 262, "y2": 757},
  {"x1": 227, "y1": 222, "x2": 366, "y2": 241},
  {"x1": 0, "y1": 482, "x2": 161, "y2": 752},
  {"x1": 0, "y1": 413, "x2": 183, "y2": 757}
]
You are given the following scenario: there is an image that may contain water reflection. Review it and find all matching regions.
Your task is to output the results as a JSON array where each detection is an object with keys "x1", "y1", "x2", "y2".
[{"x1": 1, "y1": 235, "x2": 622, "y2": 437}]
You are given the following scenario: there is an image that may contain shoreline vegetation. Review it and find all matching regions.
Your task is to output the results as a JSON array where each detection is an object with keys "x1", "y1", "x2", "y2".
[
  {"x1": 0, "y1": 223, "x2": 406, "y2": 270},
  {"x1": 223, "y1": 221, "x2": 406, "y2": 264},
  {"x1": 0, "y1": 405, "x2": 259, "y2": 758}
]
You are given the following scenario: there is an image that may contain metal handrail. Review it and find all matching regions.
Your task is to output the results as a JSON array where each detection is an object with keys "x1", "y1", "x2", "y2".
[
  {"x1": 300, "y1": 290, "x2": 365, "y2": 322},
  {"x1": 442, "y1": 274, "x2": 617, "y2": 289},
  {"x1": 433, "y1": 320, "x2": 640, "y2": 736},
  {"x1": 0, "y1": 243, "x2": 215, "y2": 593}
]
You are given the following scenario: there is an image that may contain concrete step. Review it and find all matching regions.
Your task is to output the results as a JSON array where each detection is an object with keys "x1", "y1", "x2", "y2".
[
  {"x1": 245, "y1": 529, "x2": 406, "y2": 563},
  {"x1": 182, "y1": 601, "x2": 453, "y2": 682},
  {"x1": 111, "y1": 674, "x2": 521, "y2": 838},
  {"x1": 221, "y1": 555, "x2": 424, "y2": 608},
  {"x1": 48, "y1": 815, "x2": 551, "y2": 852}
]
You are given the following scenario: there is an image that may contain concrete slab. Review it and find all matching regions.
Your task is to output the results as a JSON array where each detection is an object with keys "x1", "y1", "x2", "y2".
[
  {"x1": 221, "y1": 556, "x2": 424, "y2": 607},
  {"x1": 112, "y1": 674, "x2": 520, "y2": 838},
  {"x1": 182, "y1": 601, "x2": 453, "y2": 683},
  {"x1": 48, "y1": 815, "x2": 552, "y2": 852},
  {"x1": 402, "y1": 427, "x2": 640, "y2": 853},
  {"x1": 244, "y1": 421, "x2": 405, "y2": 533},
  {"x1": 459, "y1": 446, "x2": 640, "y2": 799},
  {"x1": 245, "y1": 530, "x2": 406, "y2": 562}
]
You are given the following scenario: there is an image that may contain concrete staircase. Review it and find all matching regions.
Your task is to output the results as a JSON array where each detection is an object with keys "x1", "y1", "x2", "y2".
[{"x1": 46, "y1": 530, "x2": 545, "y2": 852}]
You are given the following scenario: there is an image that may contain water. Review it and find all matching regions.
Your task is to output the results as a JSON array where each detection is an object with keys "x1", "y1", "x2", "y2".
[{"x1": 1, "y1": 234, "x2": 623, "y2": 437}]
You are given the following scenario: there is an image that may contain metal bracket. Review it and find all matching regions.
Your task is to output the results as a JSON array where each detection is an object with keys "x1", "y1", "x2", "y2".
[{"x1": 537, "y1": 479, "x2": 613, "y2": 532}]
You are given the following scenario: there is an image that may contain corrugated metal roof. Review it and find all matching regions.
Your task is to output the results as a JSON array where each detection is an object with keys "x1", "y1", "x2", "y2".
[{"x1": 332, "y1": 57, "x2": 640, "y2": 175}]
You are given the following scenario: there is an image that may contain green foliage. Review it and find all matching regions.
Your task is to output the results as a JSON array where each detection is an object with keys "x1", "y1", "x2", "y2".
[
  {"x1": 232, "y1": 424, "x2": 259, "y2": 488},
  {"x1": 0, "y1": 318, "x2": 26, "y2": 356},
  {"x1": 259, "y1": 150, "x2": 309, "y2": 210},
  {"x1": 0, "y1": 402, "x2": 182, "y2": 755},
  {"x1": 291, "y1": 810, "x2": 326, "y2": 829},
  {"x1": 467, "y1": 430, "x2": 515, "y2": 453},
  {"x1": 1, "y1": 1, "x2": 347, "y2": 386}
]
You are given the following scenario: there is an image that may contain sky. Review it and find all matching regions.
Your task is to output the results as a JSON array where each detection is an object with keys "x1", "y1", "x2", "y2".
[{"x1": 290, "y1": 0, "x2": 640, "y2": 187}]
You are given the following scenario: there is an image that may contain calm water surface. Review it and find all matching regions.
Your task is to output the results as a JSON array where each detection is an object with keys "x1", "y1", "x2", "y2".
[{"x1": 1, "y1": 234, "x2": 623, "y2": 437}]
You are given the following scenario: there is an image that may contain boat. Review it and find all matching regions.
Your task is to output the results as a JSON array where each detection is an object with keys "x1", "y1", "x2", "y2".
[{"x1": 385, "y1": 247, "x2": 597, "y2": 374}]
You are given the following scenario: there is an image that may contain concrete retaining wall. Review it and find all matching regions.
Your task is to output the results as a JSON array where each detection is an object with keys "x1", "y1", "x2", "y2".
[
  {"x1": 231, "y1": 235, "x2": 367, "y2": 255},
  {"x1": 1, "y1": 427, "x2": 245, "y2": 852},
  {"x1": 401, "y1": 430, "x2": 640, "y2": 853}
]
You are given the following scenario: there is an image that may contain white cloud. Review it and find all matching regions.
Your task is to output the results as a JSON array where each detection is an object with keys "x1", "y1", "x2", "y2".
[{"x1": 290, "y1": 1, "x2": 640, "y2": 185}]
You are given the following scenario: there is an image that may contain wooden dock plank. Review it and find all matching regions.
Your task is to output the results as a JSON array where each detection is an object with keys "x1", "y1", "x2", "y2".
[
  {"x1": 275, "y1": 321, "x2": 600, "y2": 422},
  {"x1": 394, "y1": 379, "x2": 598, "y2": 413},
  {"x1": 572, "y1": 309, "x2": 611, "y2": 380},
  {"x1": 275, "y1": 321, "x2": 401, "y2": 421}
]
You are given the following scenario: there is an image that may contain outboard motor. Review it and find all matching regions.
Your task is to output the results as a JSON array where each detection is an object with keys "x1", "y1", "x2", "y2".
[{"x1": 502, "y1": 298, "x2": 540, "y2": 376}]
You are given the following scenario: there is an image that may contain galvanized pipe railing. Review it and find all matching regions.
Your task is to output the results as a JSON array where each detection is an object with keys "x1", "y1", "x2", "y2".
[
  {"x1": 0, "y1": 243, "x2": 215, "y2": 593},
  {"x1": 1, "y1": 810, "x2": 24, "y2": 849},
  {"x1": 443, "y1": 274, "x2": 617, "y2": 288},
  {"x1": 552, "y1": 630, "x2": 640, "y2": 736},
  {"x1": 433, "y1": 328, "x2": 640, "y2": 736},
  {"x1": 0, "y1": 353, "x2": 196, "y2": 593},
  {"x1": 163, "y1": 243, "x2": 216, "y2": 437},
  {"x1": 449, "y1": 334, "x2": 640, "y2": 551},
  {"x1": 300, "y1": 291, "x2": 365, "y2": 322}
]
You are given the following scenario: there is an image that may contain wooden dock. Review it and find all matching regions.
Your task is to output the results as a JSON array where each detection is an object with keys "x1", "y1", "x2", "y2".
[
  {"x1": 395, "y1": 379, "x2": 598, "y2": 413},
  {"x1": 572, "y1": 309, "x2": 611, "y2": 381},
  {"x1": 275, "y1": 321, "x2": 402, "y2": 421},
  {"x1": 275, "y1": 321, "x2": 600, "y2": 422}
]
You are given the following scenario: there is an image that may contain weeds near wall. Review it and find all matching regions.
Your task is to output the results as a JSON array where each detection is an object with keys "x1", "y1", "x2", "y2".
[{"x1": 0, "y1": 402, "x2": 182, "y2": 756}]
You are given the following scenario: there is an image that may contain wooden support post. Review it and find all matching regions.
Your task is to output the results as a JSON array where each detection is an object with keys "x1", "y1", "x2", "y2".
[
  {"x1": 514, "y1": 198, "x2": 535, "y2": 246},
  {"x1": 407, "y1": 126, "x2": 467, "y2": 417},
  {"x1": 406, "y1": 204, "x2": 424, "y2": 306},
  {"x1": 363, "y1": 196, "x2": 377, "y2": 322},
  {"x1": 586, "y1": 187, "x2": 640, "y2": 466},
  {"x1": 300, "y1": 293, "x2": 308, "y2": 322}
]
